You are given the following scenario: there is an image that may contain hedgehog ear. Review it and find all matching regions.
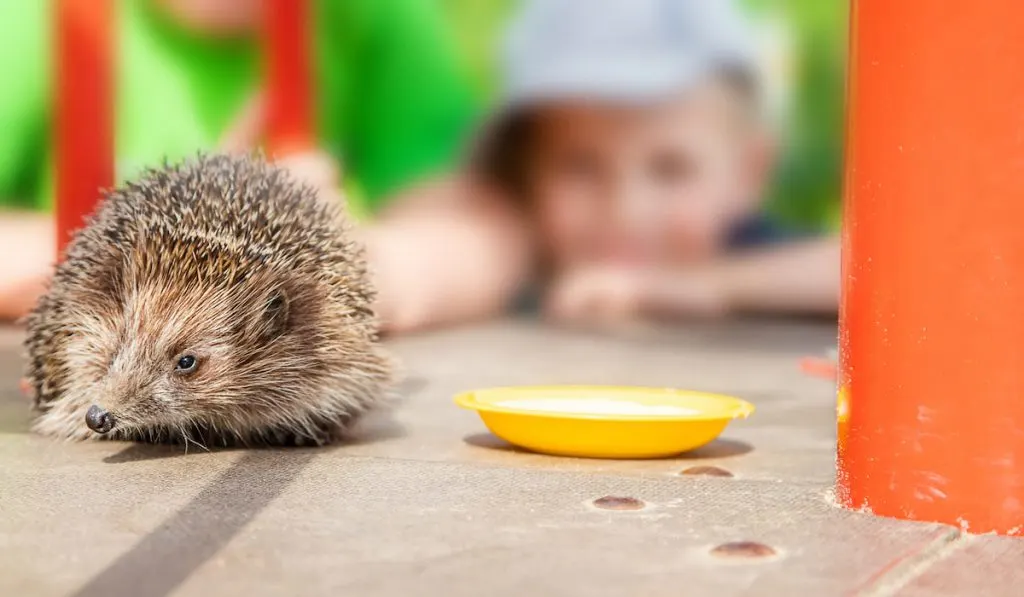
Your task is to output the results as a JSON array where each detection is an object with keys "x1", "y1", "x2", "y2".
[{"x1": 260, "y1": 289, "x2": 290, "y2": 340}]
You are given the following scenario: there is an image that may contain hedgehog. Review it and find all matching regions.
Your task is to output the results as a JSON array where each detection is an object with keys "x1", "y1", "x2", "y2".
[{"x1": 23, "y1": 153, "x2": 394, "y2": 447}]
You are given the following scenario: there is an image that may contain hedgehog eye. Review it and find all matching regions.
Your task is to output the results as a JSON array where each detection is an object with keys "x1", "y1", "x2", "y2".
[
  {"x1": 261, "y1": 290, "x2": 291, "y2": 340},
  {"x1": 174, "y1": 354, "x2": 199, "y2": 374}
]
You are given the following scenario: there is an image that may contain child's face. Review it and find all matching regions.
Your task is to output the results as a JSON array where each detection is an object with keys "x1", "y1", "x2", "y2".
[{"x1": 527, "y1": 81, "x2": 769, "y2": 271}]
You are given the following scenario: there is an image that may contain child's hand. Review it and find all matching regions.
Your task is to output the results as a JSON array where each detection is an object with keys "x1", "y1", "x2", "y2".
[
  {"x1": 642, "y1": 267, "x2": 728, "y2": 319},
  {"x1": 219, "y1": 92, "x2": 345, "y2": 205},
  {"x1": 544, "y1": 267, "x2": 647, "y2": 324},
  {"x1": 275, "y1": 150, "x2": 346, "y2": 205},
  {"x1": 544, "y1": 265, "x2": 728, "y2": 324},
  {"x1": 0, "y1": 213, "x2": 55, "y2": 321}
]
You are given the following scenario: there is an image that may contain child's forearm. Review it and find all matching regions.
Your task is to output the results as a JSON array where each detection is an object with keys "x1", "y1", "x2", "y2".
[
  {"x1": 0, "y1": 212, "x2": 55, "y2": 321},
  {"x1": 362, "y1": 186, "x2": 533, "y2": 333},
  {"x1": 641, "y1": 236, "x2": 841, "y2": 318},
  {"x1": 717, "y1": 236, "x2": 841, "y2": 315}
]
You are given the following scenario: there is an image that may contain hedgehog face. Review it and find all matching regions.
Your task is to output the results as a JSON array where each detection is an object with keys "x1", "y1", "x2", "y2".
[{"x1": 67, "y1": 264, "x2": 319, "y2": 441}]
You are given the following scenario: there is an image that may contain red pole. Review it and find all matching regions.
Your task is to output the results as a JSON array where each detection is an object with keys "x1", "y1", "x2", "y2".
[
  {"x1": 55, "y1": 0, "x2": 114, "y2": 254},
  {"x1": 839, "y1": 1, "x2": 1024, "y2": 535},
  {"x1": 263, "y1": 0, "x2": 314, "y2": 156}
]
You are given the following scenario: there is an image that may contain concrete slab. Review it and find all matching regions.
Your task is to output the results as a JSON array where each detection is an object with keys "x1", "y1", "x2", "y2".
[
  {"x1": 0, "y1": 318, "x2": 1018, "y2": 596},
  {"x1": 896, "y1": 537, "x2": 1024, "y2": 597},
  {"x1": 353, "y1": 319, "x2": 840, "y2": 484},
  {"x1": 3, "y1": 451, "x2": 953, "y2": 597}
]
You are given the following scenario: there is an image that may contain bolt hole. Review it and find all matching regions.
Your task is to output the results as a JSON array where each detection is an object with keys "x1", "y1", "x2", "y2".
[
  {"x1": 680, "y1": 465, "x2": 734, "y2": 478},
  {"x1": 709, "y1": 541, "x2": 777, "y2": 559},
  {"x1": 592, "y1": 496, "x2": 645, "y2": 511}
]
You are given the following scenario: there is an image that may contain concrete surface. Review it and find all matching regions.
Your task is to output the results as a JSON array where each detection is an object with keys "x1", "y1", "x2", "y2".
[{"x1": 0, "y1": 318, "x2": 1017, "y2": 596}]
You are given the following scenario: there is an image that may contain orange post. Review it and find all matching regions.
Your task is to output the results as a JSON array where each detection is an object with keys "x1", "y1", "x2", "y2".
[
  {"x1": 55, "y1": 0, "x2": 114, "y2": 254},
  {"x1": 839, "y1": 1, "x2": 1024, "y2": 535},
  {"x1": 263, "y1": 0, "x2": 315, "y2": 156}
]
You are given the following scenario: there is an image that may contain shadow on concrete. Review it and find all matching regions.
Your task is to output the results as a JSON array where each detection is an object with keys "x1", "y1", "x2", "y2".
[
  {"x1": 100, "y1": 379, "x2": 421, "y2": 463},
  {"x1": 72, "y1": 449, "x2": 316, "y2": 597},
  {"x1": 462, "y1": 432, "x2": 520, "y2": 452},
  {"x1": 103, "y1": 442, "x2": 228, "y2": 464},
  {"x1": 343, "y1": 411, "x2": 407, "y2": 446},
  {"x1": 462, "y1": 433, "x2": 753, "y2": 460},
  {"x1": 397, "y1": 374, "x2": 429, "y2": 397},
  {"x1": 677, "y1": 438, "x2": 753, "y2": 459},
  {"x1": 102, "y1": 414, "x2": 408, "y2": 463}
]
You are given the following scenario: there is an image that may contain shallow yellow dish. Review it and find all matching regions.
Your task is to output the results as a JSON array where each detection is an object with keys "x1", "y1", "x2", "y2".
[{"x1": 455, "y1": 385, "x2": 754, "y2": 459}]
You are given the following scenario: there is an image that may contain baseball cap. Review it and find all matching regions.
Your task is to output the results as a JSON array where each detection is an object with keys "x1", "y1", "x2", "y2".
[
  {"x1": 502, "y1": 0, "x2": 759, "y2": 105},
  {"x1": 472, "y1": 0, "x2": 761, "y2": 184}
]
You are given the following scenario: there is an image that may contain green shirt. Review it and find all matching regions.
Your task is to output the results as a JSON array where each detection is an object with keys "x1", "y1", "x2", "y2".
[{"x1": 0, "y1": 0, "x2": 478, "y2": 214}]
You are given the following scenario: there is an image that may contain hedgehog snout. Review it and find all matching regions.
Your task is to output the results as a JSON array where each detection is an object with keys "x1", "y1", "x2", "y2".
[{"x1": 85, "y1": 405, "x2": 116, "y2": 434}]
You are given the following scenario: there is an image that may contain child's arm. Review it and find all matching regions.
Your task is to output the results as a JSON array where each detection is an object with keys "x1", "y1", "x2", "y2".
[
  {"x1": 0, "y1": 212, "x2": 55, "y2": 321},
  {"x1": 546, "y1": 236, "x2": 840, "y2": 322},
  {"x1": 364, "y1": 177, "x2": 534, "y2": 333},
  {"x1": 654, "y1": 236, "x2": 841, "y2": 316}
]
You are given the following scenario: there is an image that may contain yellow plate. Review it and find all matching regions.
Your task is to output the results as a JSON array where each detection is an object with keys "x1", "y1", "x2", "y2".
[{"x1": 455, "y1": 385, "x2": 754, "y2": 459}]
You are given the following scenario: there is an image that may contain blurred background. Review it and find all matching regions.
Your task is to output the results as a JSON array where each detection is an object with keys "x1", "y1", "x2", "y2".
[
  {"x1": 444, "y1": 0, "x2": 848, "y2": 232},
  {"x1": 0, "y1": 0, "x2": 848, "y2": 324},
  {"x1": 0, "y1": 0, "x2": 846, "y2": 221}
]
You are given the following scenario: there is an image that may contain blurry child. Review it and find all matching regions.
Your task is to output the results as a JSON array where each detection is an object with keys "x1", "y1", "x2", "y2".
[
  {"x1": 365, "y1": 0, "x2": 840, "y2": 332},
  {"x1": 0, "y1": 0, "x2": 477, "y2": 320}
]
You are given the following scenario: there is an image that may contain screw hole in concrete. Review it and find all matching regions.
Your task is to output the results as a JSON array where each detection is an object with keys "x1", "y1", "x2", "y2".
[
  {"x1": 591, "y1": 496, "x2": 646, "y2": 511},
  {"x1": 709, "y1": 541, "x2": 778, "y2": 559},
  {"x1": 680, "y1": 465, "x2": 734, "y2": 478}
]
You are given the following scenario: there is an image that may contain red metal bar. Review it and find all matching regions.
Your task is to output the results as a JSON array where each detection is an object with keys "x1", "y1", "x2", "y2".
[
  {"x1": 263, "y1": 0, "x2": 314, "y2": 156},
  {"x1": 839, "y1": 1, "x2": 1024, "y2": 535},
  {"x1": 55, "y1": 0, "x2": 114, "y2": 254}
]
